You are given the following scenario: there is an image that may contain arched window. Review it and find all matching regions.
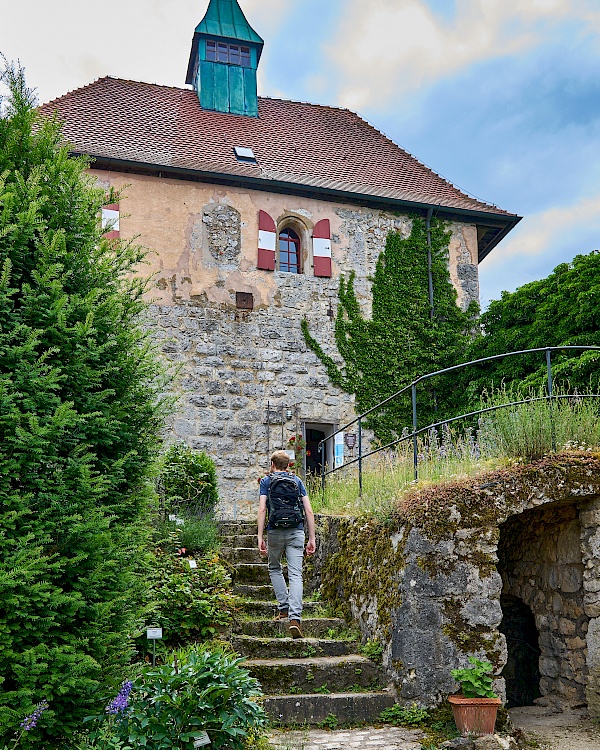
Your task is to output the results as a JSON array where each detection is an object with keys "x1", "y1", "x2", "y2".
[{"x1": 278, "y1": 228, "x2": 301, "y2": 274}]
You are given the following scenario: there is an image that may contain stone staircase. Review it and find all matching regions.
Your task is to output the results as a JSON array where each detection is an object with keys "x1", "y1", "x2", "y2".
[{"x1": 220, "y1": 521, "x2": 396, "y2": 725}]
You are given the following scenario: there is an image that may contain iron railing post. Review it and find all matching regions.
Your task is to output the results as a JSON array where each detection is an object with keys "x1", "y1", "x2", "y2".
[
  {"x1": 412, "y1": 383, "x2": 418, "y2": 481},
  {"x1": 358, "y1": 417, "x2": 363, "y2": 498},
  {"x1": 320, "y1": 440, "x2": 326, "y2": 500},
  {"x1": 546, "y1": 349, "x2": 557, "y2": 452}
]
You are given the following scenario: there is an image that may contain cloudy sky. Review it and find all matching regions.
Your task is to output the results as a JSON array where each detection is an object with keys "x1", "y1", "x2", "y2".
[{"x1": 2, "y1": 0, "x2": 600, "y2": 306}]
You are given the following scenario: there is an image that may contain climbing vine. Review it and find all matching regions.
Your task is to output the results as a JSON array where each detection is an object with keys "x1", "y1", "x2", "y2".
[{"x1": 302, "y1": 218, "x2": 476, "y2": 442}]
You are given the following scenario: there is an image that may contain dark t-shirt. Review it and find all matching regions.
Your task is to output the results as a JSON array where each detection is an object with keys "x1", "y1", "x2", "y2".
[{"x1": 260, "y1": 472, "x2": 307, "y2": 531}]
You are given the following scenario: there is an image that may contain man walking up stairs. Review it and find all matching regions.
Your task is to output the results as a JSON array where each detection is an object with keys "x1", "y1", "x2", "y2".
[
  {"x1": 220, "y1": 515, "x2": 396, "y2": 725},
  {"x1": 257, "y1": 450, "x2": 316, "y2": 639}
]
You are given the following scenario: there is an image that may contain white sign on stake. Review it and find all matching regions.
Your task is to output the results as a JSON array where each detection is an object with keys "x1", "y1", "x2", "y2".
[
  {"x1": 193, "y1": 732, "x2": 211, "y2": 747},
  {"x1": 188, "y1": 559, "x2": 198, "y2": 569},
  {"x1": 146, "y1": 628, "x2": 163, "y2": 640}
]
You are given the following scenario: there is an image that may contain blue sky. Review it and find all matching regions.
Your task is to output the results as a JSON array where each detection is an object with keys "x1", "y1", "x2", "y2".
[{"x1": 2, "y1": 0, "x2": 600, "y2": 307}]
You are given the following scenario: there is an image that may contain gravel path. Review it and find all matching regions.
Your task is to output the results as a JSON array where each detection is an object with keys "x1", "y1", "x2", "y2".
[{"x1": 510, "y1": 706, "x2": 600, "y2": 750}]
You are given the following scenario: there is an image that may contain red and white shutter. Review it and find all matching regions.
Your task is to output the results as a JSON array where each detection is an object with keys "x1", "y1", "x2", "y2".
[
  {"x1": 257, "y1": 210, "x2": 276, "y2": 270},
  {"x1": 313, "y1": 219, "x2": 332, "y2": 277},
  {"x1": 102, "y1": 203, "x2": 120, "y2": 240}
]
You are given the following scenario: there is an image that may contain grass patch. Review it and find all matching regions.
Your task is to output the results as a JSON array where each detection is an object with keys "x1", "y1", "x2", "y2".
[{"x1": 307, "y1": 391, "x2": 600, "y2": 518}]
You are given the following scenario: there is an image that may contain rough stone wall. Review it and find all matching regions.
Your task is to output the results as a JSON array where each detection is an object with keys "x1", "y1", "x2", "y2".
[
  {"x1": 92, "y1": 169, "x2": 481, "y2": 516},
  {"x1": 150, "y1": 288, "x2": 353, "y2": 519},
  {"x1": 580, "y1": 495, "x2": 600, "y2": 715},
  {"x1": 308, "y1": 455, "x2": 600, "y2": 713},
  {"x1": 498, "y1": 503, "x2": 588, "y2": 709}
]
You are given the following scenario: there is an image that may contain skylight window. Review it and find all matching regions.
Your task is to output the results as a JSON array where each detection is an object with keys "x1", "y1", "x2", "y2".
[{"x1": 234, "y1": 146, "x2": 257, "y2": 164}]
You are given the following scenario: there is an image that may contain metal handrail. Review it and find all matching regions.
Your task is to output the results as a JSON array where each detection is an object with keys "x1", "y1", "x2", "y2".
[{"x1": 317, "y1": 345, "x2": 600, "y2": 494}]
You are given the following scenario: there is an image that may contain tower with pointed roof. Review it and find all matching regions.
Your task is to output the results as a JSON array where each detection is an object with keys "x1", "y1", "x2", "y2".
[{"x1": 186, "y1": 0, "x2": 264, "y2": 117}]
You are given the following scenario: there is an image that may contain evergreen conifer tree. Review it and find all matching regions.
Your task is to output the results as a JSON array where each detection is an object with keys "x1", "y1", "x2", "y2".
[
  {"x1": 0, "y1": 62, "x2": 167, "y2": 745},
  {"x1": 302, "y1": 219, "x2": 474, "y2": 442}
]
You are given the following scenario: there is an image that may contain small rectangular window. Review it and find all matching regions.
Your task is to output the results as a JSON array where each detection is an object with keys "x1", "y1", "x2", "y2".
[
  {"x1": 205, "y1": 40, "x2": 252, "y2": 67},
  {"x1": 206, "y1": 40, "x2": 217, "y2": 61},
  {"x1": 217, "y1": 43, "x2": 229, "y2": 62}
]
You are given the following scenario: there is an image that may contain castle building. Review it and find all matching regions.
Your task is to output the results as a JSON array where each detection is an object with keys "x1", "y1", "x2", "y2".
[{"x1": 41, "y1": 0, "x2": 520, "y2": 518}]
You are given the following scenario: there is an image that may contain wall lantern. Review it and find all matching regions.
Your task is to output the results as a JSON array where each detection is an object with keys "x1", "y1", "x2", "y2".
[
  {"x1": 286, "y1": 408, "x2": 294, "y2": 420},
  {"x1": 327, "y1": 302, "x2": 334, "y2": 321},
  {"x1": 345, "y1": 433, "x2": 357, "y2": 449}
]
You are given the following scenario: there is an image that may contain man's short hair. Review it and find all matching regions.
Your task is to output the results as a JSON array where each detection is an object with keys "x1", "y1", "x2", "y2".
[{"x1": 271, "y1": 450, "x2": 290, "y2": 470}]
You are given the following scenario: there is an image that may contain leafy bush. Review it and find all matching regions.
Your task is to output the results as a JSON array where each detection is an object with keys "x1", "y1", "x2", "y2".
[
  {"x1": 85, "y1": 647, "x2": 266, "y2": 750},
  {"x1": 451, "y1": 657, "x2": 497, "y2": 698},
  {"x1": 159, "y1": 445, "x2": 219, "y2": 517},
  {"x1": 153, "y1": 515, "x2": 220, "y2": 555},
  {"x1": 143, "y1": 543, "x2": 234, "y2": 648},
  {"x1": 0, "y1": 62, "x2": 167, "y2": 746}
]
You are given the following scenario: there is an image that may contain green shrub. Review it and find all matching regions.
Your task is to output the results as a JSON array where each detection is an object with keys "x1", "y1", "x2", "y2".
[
  {"x1": 159, "y1": 445, "x2": 219, "y2": 517},
  {"x1": 86, "y1": 647, "x2": 266, "y2": 750},
  {"x1": 142, "y1": 544, "x2": 234, "y2": 648},
  {"x1": 0, "y1": 62, "x2": 168, "y2": 746},
  {"x1": 153, "y1": 515, "x2": 220, "y2": 555}
]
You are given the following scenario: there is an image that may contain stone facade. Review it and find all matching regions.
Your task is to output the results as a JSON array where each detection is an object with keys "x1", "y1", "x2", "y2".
[
  {"x1": 94, "y1": 169, "x2": 481, "y2": 517},
  {"x1": 307, "y1": 455, "x2": 600, "y2": 715}
]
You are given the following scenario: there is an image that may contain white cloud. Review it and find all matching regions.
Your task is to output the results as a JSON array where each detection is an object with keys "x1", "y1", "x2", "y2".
[
  {"x1": 486, "y1": 193, "x2": 600, "y2": 268},
  {"x1": 328, "y1": 0, "x2": 600, "y2": 110},
  {"x1": 0, "y1": 0, "x2": 294, "y2": 104}
]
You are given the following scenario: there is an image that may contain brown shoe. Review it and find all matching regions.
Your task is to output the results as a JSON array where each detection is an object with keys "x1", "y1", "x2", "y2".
[
  {"x1": 273, "y1": 610, "x2": 289, "y2": 621},
  {"x1": 289, "y1": 619, "x2": 303, "y2": 639}
]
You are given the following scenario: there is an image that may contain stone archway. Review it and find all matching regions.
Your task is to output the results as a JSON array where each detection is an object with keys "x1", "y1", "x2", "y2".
[{"x1": 498, "y1": 502, "x2": 588, "y2": 710}]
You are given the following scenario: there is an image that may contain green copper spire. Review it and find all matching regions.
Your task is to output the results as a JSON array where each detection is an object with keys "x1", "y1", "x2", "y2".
[{"x1": 186, "y1": 0, "x2": 264, "y2": 117}]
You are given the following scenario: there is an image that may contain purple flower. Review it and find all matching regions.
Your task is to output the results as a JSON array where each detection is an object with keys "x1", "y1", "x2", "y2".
[
  {"x1": 20, "y1": 700, "x2": 49, "y2": 731},
  {"x1": 106, "y1": 681, "x2": 133, "y2": 715}
]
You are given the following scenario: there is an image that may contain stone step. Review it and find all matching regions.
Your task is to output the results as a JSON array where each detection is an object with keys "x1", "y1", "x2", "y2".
[
  {"x1": 221, "y1": 533, "x2": 256, "y2": 548},
  {"x1": 219, "y1": 521, "x2": 256, "y2": 536},
  {"x1": 234, "y1": 563, "x2": 281, "y2": 583},
  {"x1": 238, "y1": 600, "x2": 324, "y2": 619},
  {"x1": 263, "y1": 691, "x2": 396, "y2": 726},
  {"x1": 233, "y1": 583, "x2": 274, "y2": 599},
  {"x1": 221, "y1": 546, "x2": 263, "y2": 564},
  {"x1": 233, "y1": 617, "x2": 347, "y2": 639},
  {"x1": 248, "y1": 654, "x2": 384, "y2": 694},
  {"x1": 230, "y1": 635, "x2": 355, "y2": 659},
  {"x1": 246, "y1": 655, "x2": 384, "y2": 694}
]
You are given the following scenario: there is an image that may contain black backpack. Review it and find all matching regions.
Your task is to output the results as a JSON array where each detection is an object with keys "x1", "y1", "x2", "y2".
[{"x1": 267, "y1": 473, "x2": 304, "y2": 529}]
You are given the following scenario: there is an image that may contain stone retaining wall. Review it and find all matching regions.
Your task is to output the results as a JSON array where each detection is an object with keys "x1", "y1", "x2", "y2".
[{"x1": 308, "y1": 454, "x2": 600, "y2": 713}]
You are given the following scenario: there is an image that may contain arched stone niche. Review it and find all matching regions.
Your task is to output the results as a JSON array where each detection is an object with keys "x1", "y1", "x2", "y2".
[{"x1": 498, "y1": 501, "x2": 588, "y2": 710}]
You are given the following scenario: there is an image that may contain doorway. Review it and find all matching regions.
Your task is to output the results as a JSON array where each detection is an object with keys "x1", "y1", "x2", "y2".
[
  {"x1": 500, "y1": 594, "x2": 541, "y2": 707},
  {"x1": 303, "y1": 423, "x2": 336, "y2": 476}
]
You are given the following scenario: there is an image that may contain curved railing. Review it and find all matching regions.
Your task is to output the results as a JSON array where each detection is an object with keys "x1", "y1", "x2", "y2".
[{"x1": 317, "y1": 346, "x2": 600, "y2": 495}]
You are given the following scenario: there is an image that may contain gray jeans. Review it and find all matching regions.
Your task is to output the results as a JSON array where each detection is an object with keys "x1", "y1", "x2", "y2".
[{"x1": 267, "y1": 528, "x2": 305, "y2": 620}]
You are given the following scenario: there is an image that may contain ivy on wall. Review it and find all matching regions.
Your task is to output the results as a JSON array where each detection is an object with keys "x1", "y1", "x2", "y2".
[{"x1": 302, "y1": 218, "x2": 475, "y2": 441}]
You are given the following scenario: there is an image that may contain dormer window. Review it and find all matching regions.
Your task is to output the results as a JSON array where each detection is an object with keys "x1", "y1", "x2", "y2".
[{"x1": 206, "y1": 40, "x2": 251, "y2": 67}]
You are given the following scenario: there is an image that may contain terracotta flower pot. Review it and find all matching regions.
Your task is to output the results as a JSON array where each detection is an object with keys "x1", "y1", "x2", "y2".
[{"x1": 448, "y1": 694, "x2": 502, "y2": 736}]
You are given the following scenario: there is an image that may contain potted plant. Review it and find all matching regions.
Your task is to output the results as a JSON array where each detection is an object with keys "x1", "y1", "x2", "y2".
[{"x1": 449, "y1": 657, "x2": 502, "y2": 736}]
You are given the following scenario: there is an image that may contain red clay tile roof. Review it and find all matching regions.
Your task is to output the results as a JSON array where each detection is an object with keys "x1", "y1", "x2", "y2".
[{"x1": 40, "y1": 77, "x2": 512, "y2": 217}]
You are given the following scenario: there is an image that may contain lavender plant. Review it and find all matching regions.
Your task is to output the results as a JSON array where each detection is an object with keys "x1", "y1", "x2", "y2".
[{"x1": 1, "y1": 702, "x2": 49, "y2": 750}]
